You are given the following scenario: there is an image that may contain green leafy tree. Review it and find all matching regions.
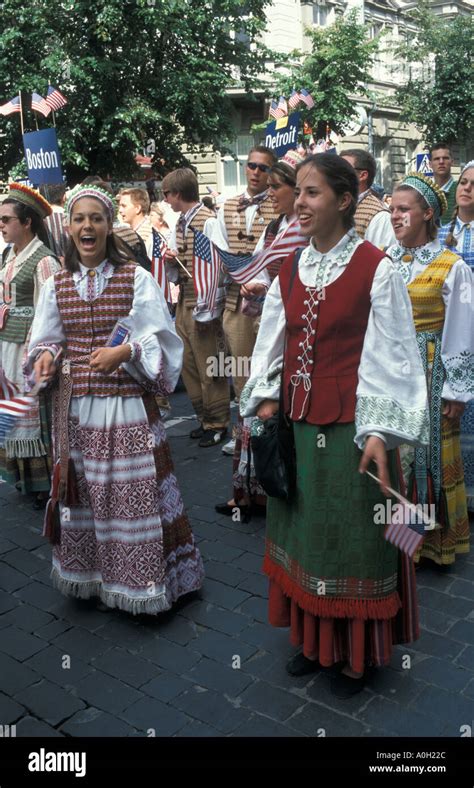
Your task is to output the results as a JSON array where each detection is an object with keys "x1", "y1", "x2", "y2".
[
  {"x1": 394, "y1": 2, "x2": 474, "y2": 146},
  {"x1": 268, "y1": 11, "x2": 380, "y2": 137},
  {"x1": 0, "y1": 0, "x2": 272, "y2": 180}
]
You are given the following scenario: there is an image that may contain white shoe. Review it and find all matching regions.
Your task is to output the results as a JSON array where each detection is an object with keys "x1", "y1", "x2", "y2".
[{"x1": 221, "y1": 438, "x2": 236, "y2": 455}]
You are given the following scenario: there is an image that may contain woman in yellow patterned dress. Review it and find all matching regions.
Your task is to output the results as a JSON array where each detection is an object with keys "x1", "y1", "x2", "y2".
[{"x1": 388, "y1": 173, "x2": 473, "y2": 566}]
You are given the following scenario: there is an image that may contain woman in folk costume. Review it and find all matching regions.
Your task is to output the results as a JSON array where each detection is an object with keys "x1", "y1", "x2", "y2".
[
  {"x1": 27, "y1": 184, "x2": 204, "y2": 614},
  {"x1": 388, "y1": 174, "x2": 473, "y2": 565},
  {"x1": 438, "y1": 162, "x2": 474, "y2": 513},
  {"x1": 216, "y1": 151, "x2": 308, "y2": 521},
  {"x1": 240, "y1": 154, "x2": 429, "y2": 697},
  {"x1": 0, "y1": 184, "x2": 60, "y2": 505}
]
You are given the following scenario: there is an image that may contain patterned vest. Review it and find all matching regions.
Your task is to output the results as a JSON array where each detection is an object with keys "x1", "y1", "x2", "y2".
[
  {"x1": 280, "y1": 242, "x2": 384, "y2": 424},
  {"x1": 177, "y1": 205, "x2": 215, "y2": 308},
  {"x1": 54, "y1": 264, "x2": 143, "y2": 397},
  {"x1": 0, "y1": 242, "x2": 56, "y2": 344},
  {"x1": 223, "y1": 194, "x2": 276, "y2": 311},
  {"x1": 354, "y1": 191, "x2": 389, "y2": 239}
]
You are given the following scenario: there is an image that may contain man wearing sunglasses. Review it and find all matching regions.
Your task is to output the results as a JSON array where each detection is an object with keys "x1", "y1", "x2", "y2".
[{"x1": 217, "y1": 145, "x2": 277, "y2": 457}]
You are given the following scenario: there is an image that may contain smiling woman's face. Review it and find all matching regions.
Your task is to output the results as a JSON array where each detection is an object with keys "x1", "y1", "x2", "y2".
[{"x1": 69, "y1": 197, "x2": 112, "y2": 267}]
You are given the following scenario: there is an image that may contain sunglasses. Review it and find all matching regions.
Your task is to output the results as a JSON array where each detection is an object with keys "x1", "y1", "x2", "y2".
[
  {"x1": 247, "y1": 162, "x2": 270, "y2": 173},
  {"x1": 0, "y1": 215, "x2": 19, "y2": 224}
]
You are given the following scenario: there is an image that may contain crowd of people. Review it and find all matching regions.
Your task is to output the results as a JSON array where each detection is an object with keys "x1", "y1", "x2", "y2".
[{"x1": 0, "y1": 141, "x2": 472, "y2": 697}]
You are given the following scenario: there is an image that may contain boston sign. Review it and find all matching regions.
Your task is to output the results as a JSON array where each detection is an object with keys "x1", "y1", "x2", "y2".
[
  {"x1": 22, "y1": 128, "x2": 63, "y2": 185},
  {"x1": 265, "y1": 112, "x2": 300, "y2": 157}
]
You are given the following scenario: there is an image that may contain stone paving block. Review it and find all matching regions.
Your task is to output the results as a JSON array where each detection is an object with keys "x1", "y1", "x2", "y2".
[
  {"x1": 29, "y1": 545, "x2": 51, "y2": 562},
  {"x1": 239, "y1": 622, "x2": 291, "y2": 655},
  {"x1": 359, "y1": 696, "x2": 449, "y2": 737},
  {"x1": 464, "y1": 678, "x2": 474, "y2": 699},
  {"x1": 0, "y1": 604, "x2": 54, "y2": 634},
  {"x1": 179, "y1": 600, "x2": 249, "y2": 636},
  {"x1": 0, "y1": 589, "x2": 21, "y2": 614},
  {"x1": 241, "y1": 650, "x2": 314, "y2": 691},
  {"x1": 32, "y1": 567, "x2": 54, "y2": 586},
  {"x1": 239, "y1": 679, "x2": 305, "y2": 722},
  {"x1": 202, "y1": 559, "x2": 248, "y2": 588},
  {"x1": 184, "y1": 656, "x2": 255, "y2": 697},
  {"x1": 14, "y1": 679, "x2": 85, "y2": 726},
  {"x1": 92, "y1": 647, "x2": 158, "y2": 688},
  {"x1": 455, "y1": 645, "x2": 474, "y2": 671},
  {"x1": 138, "y1": 637, "x2": 201, "y2": 673},
  {"x1": 2, "y1": 547, "x2": 46, "y2": 576},
  {"x1": 152, "y1": 612, "x2": 197, "y2": 646},
  {"x1": 0, "y1": 538, "x2": 17, "y2": 555},
  {"x1": 48, "y1": 598, "x2": 115, "y2": 631},
  {"x1": 52, "y1": 627, "x2": 112, "y2": 661},
  {"x1": 415, "y1": 685, "x2": 474, "y2": 731},
  {"x1": 0, "y1": 691, "x2": 27, "y2": 723},
  {"x1": 417, "y1": 587, "x2": 473, "y2": 619},
  {"x1": 288, "y1": 702, "x2": 371, "y2": 737},
  {"x1": 95, "y1": 617, "x2": 156, "y2": 650},
  {"x1": 410, "y1": 656, "x2": 472, "y2": 692},
  {"x1": 230, "y1": 552, "x2": 263, "y2": 575},
  {"x1": 306, "y1": 673, "x2": 375, "y2": 716},
  {"x1": 120, "y1": 696, "x2": 190, "y2": 736},
  {"x1": 175, "y1": 719, "x2": 223, "y2": 737},
  {"x1": 409, "y1": 630, "x2": 465, "y2": 660},
  {"x1": 24, "y1": 645, "x2": 93, "y2": 687},
  {"x1": 0, "y1": 562, "x2": 31, "y2": 592},
  {"x1": 237, "y1": 573, "x2": 269, "y2": 598},
  {"x1": 191, "y1": 629, "x2": 257, "y2": 665},
  {"x1": 139, "y1": 674, "x2": 192, "y2": 703},
  {"x1": 189, "y1": 505, "x2": 223, "y2": 524},
  {"x1": 199, "y1": 539, "x2": 244, "y2": 563},
  {"x1": 60, "y1": 707, "x2": 137, "y2": 737},
  {"x1": 0, "y1": 652, "x2": 40, "y2": 695},
  {"x1": 75, "y1": 670, "x2": 144, "y2": 715},
  {"x1": 35, "y1": 619, "x2": 72, "y2": 642},
  {"x1": 16, "y1": 716, "x2": 64, "y2": 737},
  {"x1": 171, "y1": 685, "x2": 250, "y2": 733},
  {"x1": 415, "y1": 568, "x2": 455, "y2": 593},
  {"x1": 418, "y1": 606, "x2": 457, "y2": 635},
  {"x1": 216, "y1": 516, "x2": 263, "y2": 535},
  {"x1": 237, "y1": 596, "x2": 268, "y2": 623},
  {"x1": 3, "y1": 528, "x2": 45, "y2": 550},
  {"x1": 219, "y1": 529, "x2": 265, "y2": 556},
  {"x1": 447, "y1": 620, "x2": 474, "y2": 645},
  {"x1": 14, "y1": 581, "x2": 62, "y2": 612},
  {"x1": 0, "y1": 626, "x2": 48, "y2": 661},
  {"x1": 199, "y1": 577, "x2": 251, "y2": 610},
  {"x1": 190, "y1": 522, "x2": 220, "y2": 542},
  {"x1": 233, "y1": 714, "x2": 305, "y2": 737},
  {"x1": 444, "y1": 578, "x2": 474, "y2": 600}
]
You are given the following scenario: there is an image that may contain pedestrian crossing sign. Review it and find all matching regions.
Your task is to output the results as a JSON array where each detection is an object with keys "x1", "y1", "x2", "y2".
[{"x1": 416, "y1": 153, "x2": 433, "y2": 176}]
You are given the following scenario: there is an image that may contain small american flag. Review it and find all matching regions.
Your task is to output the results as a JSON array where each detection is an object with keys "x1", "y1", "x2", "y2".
[
  {"x1": 0, "y1": 95, "x2": 21, "y2": 116},
  {"x1": 288, "y1": 89, "x2": 300, "y2": 110},
  {"x1": 277, "y1": 96, "x2": 288, "y2": 116},
  {"x1": 0, "y1": 396, "x2": 36, "y2": 447},
  {"x1": 190, "y1": 229, "x2": 221, "y2": 313},
  {"x1": 31, "y1": 92, "x2": 51, "y2": 117},
  {"x1": 151, "y1": 229, "x2": 171, "y2": 301},
  {"x1": 0, "y1": 367, "x2": 18, "y2": 399},
  {"x1": 269, "y1": 99, "x2": 279, "y2": 120},
  {"x1": 195, "y1": 218, "x2": 307, "y2": 285},
  {"x1": 299, "y1": 88, "x2": 315, "y2": 109},
  {"x1": 45, "y1": 86, "x2": 68, "y2": 111},
  {"x1": 384, "y1": 507, "x2": 425, "y2": 558}
]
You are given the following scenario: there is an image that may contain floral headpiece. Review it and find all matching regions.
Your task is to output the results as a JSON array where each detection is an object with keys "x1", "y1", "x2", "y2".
[
  {"x1": 7, "y1": 183, "x2": 52, "y2": 218},
  {"x1": 401, "y1": 172, "x2": 447, "y2": 220},
  {"x1": 65, "y1": 184, "x2": 117, "y2": 222}
]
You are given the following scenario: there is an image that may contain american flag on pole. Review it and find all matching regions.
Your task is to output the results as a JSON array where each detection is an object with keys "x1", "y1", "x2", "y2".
[
  {"x1": 0, "y1": 368, "x2": 35, "y2": 448},
  {"x1": 268, "y1": 99, "x2": 279, "y2": 120},
  {"x1": 288, "y1": 89, "x2": 300, "y2": 110},
  {"x1": 384, "y1": 507, "x2": 425, "y2": 558},
  {"x1": 299, "y1": 88, "x2": 315, "y2": 109},
  {"x1": 277, "y1": 96, "x2": 288, "y2": 116},
  {"x1": 190, "y1": 228, "x2": 222, "y2": 313},
  {"x1": 45, "y1": 86, "x2": 68, "y2": 111},
  {"x1": 193, "y1": 219, "x2": 307, "y2": 285},
  {"x1": 151, "y1": 229, "x2": 171, "y2": 301},
  {"x1": 31, "y1": 92, "x2": 51, "y2": 117},
  {"x1": 0, "y1": 95, "x2": 21, "y2": 116}
]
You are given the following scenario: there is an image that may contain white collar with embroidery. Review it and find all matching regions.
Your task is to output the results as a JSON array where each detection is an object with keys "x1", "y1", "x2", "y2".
[
  {"x1": 300, "y1": 229, "x2": 361, "y2": 268},
  {"x1": 455, "y1": 216, "x2": 474, "y2": 233},
  {"x1": 74, "y1": 259, "x2": 114, "y2": 283},
  {"x1": 389, "y1": 239, "x2": 441, "y2": 266}
]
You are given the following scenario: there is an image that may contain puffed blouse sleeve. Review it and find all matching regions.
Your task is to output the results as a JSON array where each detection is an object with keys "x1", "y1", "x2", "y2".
[{"x1": 440, "y1": 258, "x2": 474, "y2": 404}]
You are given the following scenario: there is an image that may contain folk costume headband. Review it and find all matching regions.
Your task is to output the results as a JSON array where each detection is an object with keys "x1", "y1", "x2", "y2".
[
  {"x1": 461, "y1": 160, "x2": 474, "y2": 177},
  {"x1": 401, "y1": 172, "x2": 447, "y2": 220},
  {"x1": 65, "y1": 185, "x2": 117, "y2": 222},
  {"x1": 6, "y1": 183, "x2": 52, "y2": 218}
]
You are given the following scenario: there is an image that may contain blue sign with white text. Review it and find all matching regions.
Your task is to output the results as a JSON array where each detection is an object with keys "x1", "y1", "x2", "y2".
[
  {"x1": 416, "y1": 153, "x2": 433, "y2": 177},
  {"x1": 23, "y1": 128, "x2": 63, "y2": 185},
  {"x1": 265, "y1": 113, "x2": 300, "y2": 157}
]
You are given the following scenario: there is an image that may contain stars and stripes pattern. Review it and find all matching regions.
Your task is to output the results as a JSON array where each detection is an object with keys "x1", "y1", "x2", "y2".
[
  {"x1": 0, "y1": 369, "x2": 35, "y2": 448},
  {"x1": 269, "y1": 99, "x2": 279, "y2": 120},
  {"x1": 277, "y1": 95, "x2": 288, "y2": 116},
  {"x1": 31, "y1": 92, "x2": 51, "y2": 117},
  {"x1": 45, "y1": 86, "x2": 68, "y2": 111},
  {"x1": 190, "y1": 228, "x2": 221, "y2": 312},
  {"x1": 299, "y1": 88, "x2": 315, "y2": 109},
  {"x1": 0, "y1": 95, "x2": 21, "y2": 116},
  {"x1": 192, "y1": 219, "x2": 306, "y2": 285},
  {"x1": 151, "y1": 229, "x2": 171, "y2": 302},
  {"x1": 288, "y1": 89, "x2": 300, "y2": 110},
  {"x1": 384, "y1": 507, "x2": 425, "y2": 558}
]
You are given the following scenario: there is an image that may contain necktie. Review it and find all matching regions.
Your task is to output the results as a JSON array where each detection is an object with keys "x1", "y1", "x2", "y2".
[{"x1": 237, "y1": 192, "x2": 268, "y2": 213}]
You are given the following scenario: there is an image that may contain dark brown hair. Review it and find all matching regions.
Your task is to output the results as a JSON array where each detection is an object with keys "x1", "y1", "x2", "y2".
[
  {"x1": 161, "y1": 168, "x2": 199, "y2": 203},
  {"x1": 64, "y1": 197, "x2": 132, "y2": 273},
  {"x1": 341, "y1": 148, "x2": 377, "y2": 188},
  {"x1": 3, "y1": 199, "x2": 50, "y2": 246}
]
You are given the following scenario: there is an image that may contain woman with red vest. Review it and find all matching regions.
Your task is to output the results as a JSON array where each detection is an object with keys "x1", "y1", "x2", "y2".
[
  {"x1": 240, "y1": 154, "x2": 429, "y2": 697},
  {"x1": 26, "y1": 184, "x2": 204, "y2": 614}
]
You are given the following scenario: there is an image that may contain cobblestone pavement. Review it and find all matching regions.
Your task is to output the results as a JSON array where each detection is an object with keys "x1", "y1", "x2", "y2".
[{"x1": 0, "y1": 391, "x2": 473, "y2": 738}]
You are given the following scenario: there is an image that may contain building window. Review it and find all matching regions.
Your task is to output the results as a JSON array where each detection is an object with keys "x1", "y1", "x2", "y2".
[
  {"x1": 369, "y1": 22, "x2": 383, "y2": 39},
  {"x1": 313, "y1": 4, "x2": 328, "y2": 27},
  {"x1": 221, "y1": 133, "x2": 259, "y2": 196}
]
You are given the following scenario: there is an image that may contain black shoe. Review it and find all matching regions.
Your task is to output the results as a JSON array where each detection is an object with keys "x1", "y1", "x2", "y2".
[
  {"x1": 32, "y1": 495, "x2": 47, "y2": 511},
  {"x1": 330, "y1": 668, "x2": 373, "y2": 698},
  {"x1": 190, "y1": 425, "x2": 204, "y2": 439},
  {"x1": 215, "y1": 502, "x2": 250, "y2": 517},
  {"x1": 286, "y1": 652, "x2": 321, "y2": 677},
  {"x1": 198, "y1": 428, "x2": 227, "y2": 448}
]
